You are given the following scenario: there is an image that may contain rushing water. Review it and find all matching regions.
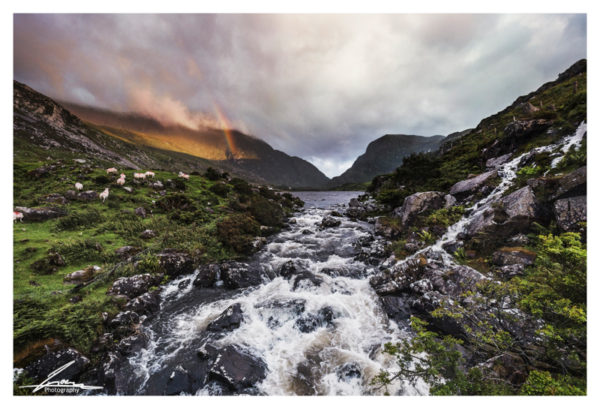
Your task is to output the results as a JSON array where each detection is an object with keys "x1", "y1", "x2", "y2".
[
  {"x1": 119, "y1": 191, "x2": 426, "y2": 396},
  {"x1": 118, "y1": 122, "x2": 585, "y2": 396}
]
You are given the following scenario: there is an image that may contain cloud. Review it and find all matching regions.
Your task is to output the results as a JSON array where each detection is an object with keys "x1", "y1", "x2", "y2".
[{"x1": 13, "y1": 14, "x2": 586, "y2": 177}]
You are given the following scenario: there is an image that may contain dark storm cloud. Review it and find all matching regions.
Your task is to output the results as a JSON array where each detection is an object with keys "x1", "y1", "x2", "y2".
[{"x1": 13, "y1": 14, "x2": 586, "y2": 177}]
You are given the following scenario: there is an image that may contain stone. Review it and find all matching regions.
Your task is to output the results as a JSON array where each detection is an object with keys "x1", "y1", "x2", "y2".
[
  {"x1": 206, "y1": 303, "x2": 244, "y2": 333},
  {"x1": 77, "y1": 190, "x2": 98, "y2": 201},
  {"x1": 294, "y1": 307, "x2": 338, "y2": 333},
  {"x1": 486, "y1": 153, "x2": 513, "y2": 169},
  {"x1": 25, "y1": 348, "x2": 90, "y2": 384},
  {"x1": 554, "y1": 195, "x2": 586, "y2": 231},
  {"x1": 135, "y1": 207, "x2": 147, "y2": 218},
  {"x1": 64, "y1": 265, "x2": 101, "y2": 284},
  {"x1": 449, "y1": 170, "x2": 497, "y2": 199},
  {"x1": 14, "y1": 206, "x2": 66, "y2": 222},
  {"x1": 139, "y1": 229, "x2": 156, "y2": 239},
  {"x1": 552, "y1": 167, "x2": 586, "y2": 200},
  {"x1": 495, "y1": 264, "x2": 526, "y2": 278},
  {"x1": 291, "y1": 272, "x2": 323, "y2": 291},
  {"x1": 165, "y1": 365, "x2": 193, "y2": 395},
  {"x1": 279, "y1": 260, "x2": 298, "y2": 278},
  {"x1": 114, "y1": 246, "x2": 141, "y2": 259},
  {"x1": 492, "y1": 247, "x2": 537, "y2": 266},
  {"x1": 320, "y1": 216, "x2": 341, "y2": 228},
  {"x1": 193, "y1": 264, "x2": 220, "y2": 288},
  {"x1": 393, "y1": 191, "x2": 446, "y2": 226},
  {"x1": 108, "y1": 273, "x2": 163, "y2": 298},
  {"x1": 44, "y1": 193, "x2": 67, "y2": 204},
  {"x1": 199, "y1": 344, "x2": 267, "y2": 392},
  {"x1": 156, "y1": 249, "x2": 195, "y2": 278},
  {"x1": 124, "y1": 291, "x2": 161, "y2": 315},
  {"x1": 336, "y1": 362, "x2": 362, "y2": 382},
  {"x1": 221, "y1": 262, "x2": 264, "y2": 289}
]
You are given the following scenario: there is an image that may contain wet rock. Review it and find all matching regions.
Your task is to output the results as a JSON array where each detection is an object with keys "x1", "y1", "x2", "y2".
[
  {"x1": 156, "y1": 249, "x2": 194, "y2": 278},
  {"x1": 109, "y1": 310, "x2": 140, "y2": 328},
  {"x1": 14, "y1": 206, "x2": 67, "y2": 222},
  {"x1": 554, "y1": 195, "x2": 586, "y2": 231},
  {"x1": 199, "y1": 344, "x2": 267, "y2": 393},
  {"x1": 25, "y1": 347, "x2": 90, "y2": 384},
  {"x1": 139, "y1": 229, "x2": 156, "y2": 239},
  {"x1": 77, "y1": 190, "x2": 99, "y2": 201},
  {"x1": 449, "y1": 170, "x2": 497, "y2": 199},
  {"x1": 442, "y1": 240, "x2": 464, "y2": 254},
  {"x1": 393, "y1": 191, "x2": 446, "y2": 226},
  {"x1": 165, "y1": 365, "x2": 193, "y2": 395},
  {"x1": 294, "y1": 307, "x2": 338, "y2": 333},
  {"x1": 108, "y1": 273, "x2": 163, "y2": 298},
  {"x1": 279, "y1": 260, "x2": 298, "y2": 277},
  {"x1": 193, "y1": 264, "x2": 220, "y2": 288},
  {"x1": 380, "y1": 295, "x2": 412, "y2": 324},
  {"x1": 64, "y1": 265, "x2": 101, "y2": 284},
  {"x1": 486, "y1": 153, "x2": 513, "y2": 169},
  {"x1": 124, "y1": 290, "x2": 161, "y2": 315},
  {"x1": 330, "y1": 210, "x2": 343, "y2": 217},
  {"x1": 301, "y1": 229, "x2": 313, "y2": 235},
  {"x1": 336, "y1": 362, "x2": 362, "y2": 382},
  {"x1": 291, "y1": 272, "x2": 323, "y2": 290},
  {"x1": 207, "y1": 303, "x2": 244, "y2": 333},
  {"x1": 114, "y1": 245, "x2": 141, "y2": 259},
  {"x1": 320, "y1": 216, "x2": 341, "y2": 228},
  {"x1": 221, "y1": 262, "x2": 264, "y2": 289},
  {"x1": 44, "y1": 193, "x2": 67, "y2": 204},
  {"x1": 116, "y1": 332, "x2": 149, "y2": 355},
  {"x1": 492, "y1": 247, "x2": 537, "y2": 266},
  {"x1": 135, "y1": 207, "x2": 147, "y2": 218}
]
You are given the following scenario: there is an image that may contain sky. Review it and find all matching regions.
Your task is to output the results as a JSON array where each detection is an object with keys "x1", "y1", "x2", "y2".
[{"x1": 13, "y1": 14, "x2": 586, "y2": 177}]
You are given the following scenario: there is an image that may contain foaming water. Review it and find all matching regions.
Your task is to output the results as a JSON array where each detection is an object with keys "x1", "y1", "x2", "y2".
[{"x1": 122, "y1": 192, "x2": 426, "y2": 396}]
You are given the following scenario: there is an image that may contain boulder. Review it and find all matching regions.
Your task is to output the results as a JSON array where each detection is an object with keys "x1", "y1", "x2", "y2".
[
  {"x1": 320, "y1": 216, "x2": 341, "y2": 228},
  {"x1": 551, "y1": 166, "x2": 586, "y2": 201},
  {"x1": 449, "y1": 170, "x2": 497, "y2": 199},
  {"x1": 486, "y1": 153, "x2": 513, "y2": 169},
  {"x1": 64, "y1": 265, "x2": 101, "y2": 284},
  {"x1": 124, "y1": 290, "x2": 161, "y2": 315},
  {"x1": 492, "y1": 247, "x2": 537, "y2": 266},
  {"x1": 336, "y1": 362, "x2": 362, "y2": 382},
  {"x1": 135, "y1": 207, "x2": 147, "y2": 218},
  {"x1": 294, "y1": 306, "x2": 338, "y2": 333},
  {"x1": 503, "y1": 119, "x2": 551, "y2": 142},
  {"x1": 24, "y1": 347, "x2": 90, "y2": 384},
  {"x1": 44, "y1": 193, "x2": 68, "y2": 205},
  {"x1": 279, "y1": 260, "x2": 298, "y2": 278},
  {"x1": 14, "y1": 206, "x2": 66, "y2": 222},
  {"x1": 139, "y1": 229, "x2": 156, "y2": 239},
  {"x1": 193, "y1": 264, "x2": 220, "y2": 288},
  {"x1": 77, "y1": 190, "x2": 98, "y2": 201},
  {"x1": 114, "y1": 246, "x2": 141, "y2": 259},
  {"x1": 199, "y1": 344, "x2": 267, "y2": 393},
  {"x1": 393, "y1": 191, "x2": 446, "y2": 226},
  {"x1": 165, "y1": 365, "x2": 193, "y2": 395},
  {"x1": 291, "y1": 272, "x2": 323, "y2": 291},
  {"x1": 206, "y1": 303, "x2": 244, "y2": 333},
  {"x1": 221, "y1": 262, "x2": 264, "y2": 289},
  {"x1": 109, "y1": 310, "x2": 140, "y2": 328},
  {"x1": 553, "y1": 195, "x2": 586, "y2": 231},
  {"x1": 108, "y1": 273, "x2": 163, "y2": 298},
  {"x1": 156, "y1": 249, "x2": 195, "y2": 278}
]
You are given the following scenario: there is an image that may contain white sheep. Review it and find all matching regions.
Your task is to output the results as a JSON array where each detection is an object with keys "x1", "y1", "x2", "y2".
[
  {"x1": 144, "y1": 171, "x2": 155, "y2": 178},
  {"x1": 178, "y1": 171, "x2": 189, "y2": 180},
  {"x1": 13, "y1": 211, "x2": 23, "y2": 222},
  {"x1": 134, "y1": 172, "x2": 146, "y2": 179},
  {"x1": 106, "y1": 168, "x2": 118, "y2": 174},
  {"x1": 116, "y1": 176, "x2": 126, "y2": 186},
  {"x1": 75, "y1": 182, "x2": 83, "y2": 191},
  {"x1": 99, "y1": 188, "x2": 110, "y2": 202}
]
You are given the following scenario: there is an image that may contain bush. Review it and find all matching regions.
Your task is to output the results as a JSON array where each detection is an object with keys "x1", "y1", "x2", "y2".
[
  {"x1": 209, "y1": 182, "x2": 230, "y2": 197},
  {"x1": 94, "y1": 175, "x2": 110, "y2": 185},
  {"x1": 230, "y1": 178, "x2": 253, "y2": 195},
  {"x1": 216, "y1": 214, "x2": 260, "y2": 255},
  {"x1": 56, "y1": 209, "x2": 103, "y2": 230},
  {"x1": 156, "y1": 193, "x2": 195, "y2": 212},
  {"x1": 204, "y1": 167, "x2": 223, "y2": 181},
  {"x1": 249, "y1": 196, "x2": 284, "y2": 227}
]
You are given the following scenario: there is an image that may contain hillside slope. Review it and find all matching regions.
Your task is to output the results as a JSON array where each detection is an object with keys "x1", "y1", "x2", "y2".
[{"x1": 330, "y1": 134, "x2": 443, "y2": 187}]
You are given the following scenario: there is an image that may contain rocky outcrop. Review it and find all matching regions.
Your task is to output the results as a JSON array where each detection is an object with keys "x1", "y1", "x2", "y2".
[
  {"x1": 206, "y1": 303, "x2": 244, "y2": 333},
  {"x1": 492, "y1": 247, "x2": 537, "y2": 266},
  {"x1": 193, "y1": 264, "x2": 220, "y2": 288},
  {"x1": 64, "y1": 265, "x2": 101, "y2": 284},
  {"x1": 124, "y1": 290, "x2": 161, "y2": 315},
  {"x1": 44, "y1": 193, "x2": 68, "y2": 204},
  {"x1": 156, "y1": 250, "x2": 195, "y2": 278},
  {"x1": 15, "y1": 206, "x2": 66, "y2": 222},
  {"x1": 320, "y1": 216, "x2": 341, "y2": 228},
  {"x1": 486, "y1": 153, "x2": 512, "y2": 170},
  {"x1": 77, "y1": 190, "x2": 99, "y2": 201},
  {"x1": 107, "y1": 274, "x2": 163, "y2": 299},
  {"x1": 393, "y1": 191, "x2": 446, "y2": 226},
  {"x1": 25, "y1": 347, "x2": 90, "y2": 384},
  {"x1": 554, "y1": 196, "x2": 586, "y2": 231},
  {"x1": 449, "y1": 170, "x2": 497, "y2": 199},
  {"x1": 220, "y1": 262, "x2": 265, "y2": 289}
]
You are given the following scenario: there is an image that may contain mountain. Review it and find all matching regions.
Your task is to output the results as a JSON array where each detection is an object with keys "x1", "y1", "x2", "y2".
[
  {"x1": 14, "y1": 81, "x2": 330, "y2": 189},
  {"x1": 330, "y1": 134, "x2": 444, "y2": 187}
]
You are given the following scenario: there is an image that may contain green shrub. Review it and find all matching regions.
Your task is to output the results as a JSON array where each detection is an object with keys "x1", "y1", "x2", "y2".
[
  {"x1": 209, "y1": 182, "x2": 230, "y2": 197},
  {"x1": 55, "y1": 209, "x2": 103, "y2": 230},
  {"x1": 216, "y1": 214, "x2": 260, "y2": 255},
  {"x1": 248, "y1": 196, "x2": 284, "y2": 227}
]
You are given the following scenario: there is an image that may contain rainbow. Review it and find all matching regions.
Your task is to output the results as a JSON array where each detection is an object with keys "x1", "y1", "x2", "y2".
[{"x1": 214, "y1": 104, "x2": 237, "y2": 158}]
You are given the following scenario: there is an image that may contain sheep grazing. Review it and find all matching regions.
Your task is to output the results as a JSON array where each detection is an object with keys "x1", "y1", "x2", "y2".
[
  {"x1": 13, "y1": 211, "x2": 23, "y2": 223},
  {"x1": 99, "y1": 188, "x2": 110, "y2": 202},
  {"x1": 134, "y1": 172, "x2": 146, "y2": 179},
  {"x1": 116, "y1": 176, "x2": 126, "y2": 186},
  {"x1": 75, "y1": 182, "x2": 83, "y2": 191},
  {"x1": 106, "y1": 168, "x2": 118, "y2": 174},
  {"x1": 178, "y1": 171, "x2": 189, "y2": 180},
  {"x1": 144, "y1": 171, "x2": 155, "y2": 178}
]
